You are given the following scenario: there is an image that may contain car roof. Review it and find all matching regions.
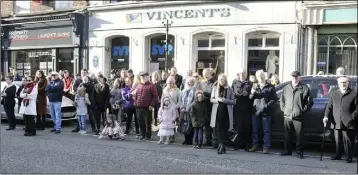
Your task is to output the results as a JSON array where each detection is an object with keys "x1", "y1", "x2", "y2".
[{"x1": 300, "y1": 75, "x2": 357, "y2": 81}]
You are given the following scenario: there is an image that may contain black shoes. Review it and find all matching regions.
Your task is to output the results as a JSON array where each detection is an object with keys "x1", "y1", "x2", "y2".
[
  {"x1": 71, "y1": 128, "x2": 80, "y2": 133},
  {"x1": 6, "y1": 127, "x2": 15, "y2": 131},
  {"x1": 54, "y1": 130, "x2": 61, "y2": 134},
  {"x1": 280, "y1": 151, "x2": 292, "y2": 156},
  {"x1": 345, "y1": 158, "x2": 352, "y2": 163},
  {"x1": 24, "y1": 133, "x2": 36, "y2": 136},
  {"x1": 217, "y1": 144, "x2": 226, "y2": 154},
  {"x1": 296, "y1": 151, "x2": 304, "y2": 159},
  {"x1": 330, "y1": 156, "x2": 342, "y2": 160},
  {"x1": 50, "y1": 129, "x2": 56, "y2": 132}
]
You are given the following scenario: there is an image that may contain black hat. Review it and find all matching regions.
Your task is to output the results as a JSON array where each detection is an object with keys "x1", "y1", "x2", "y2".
[
  {"x1": 140, "y1": 72, "x2": 149, "y2": 76},
  {"x1": 291, "y1": 71, "x2": 301, "y2": 77}
]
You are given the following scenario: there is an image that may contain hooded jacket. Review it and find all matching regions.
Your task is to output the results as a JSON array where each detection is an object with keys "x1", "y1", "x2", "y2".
[
  {"x1": 158, "y1": 97, "x2": 176, "y2": 129},
  {"x1": 190, "y1": 91, "x2": 207, "y2": 128}
]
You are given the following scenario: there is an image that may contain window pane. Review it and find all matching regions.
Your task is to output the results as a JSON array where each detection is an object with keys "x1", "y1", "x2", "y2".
[
  {"x1": 318, "y1": 36, "x2": 329, "y2": 46},
  {"x1": 248, "y1": 50, "x2": 279, "y2": 78},
  {"x1": 55, "y1": 0, "x2": 73, "y2": 10},
  {"x1": 266, "y1": 38, "x2": 279, "y2": 47},
  {"x1": 248, "y1": 38, "x2": 262, "y2": 47},
  {"x1": 211, "y1": 39, "x2": 225, "y2": 47},
  {"x1": 111, "y1": 37, "x2": 130, "y2": 70},
  {"x1": 198, "y1": 39, "x2": 209, "y2": 47},
  {"x1": 57, "y1": 49, "x2": 74, "y2": 75},
  {"x1": 15, "y1": 1, "x2": 30, "y2": 14},
  {"x1": 317, "y1": 47, "x2": 328, "y2": 74},
  {"x1": 197, "y1": 50, "x2": 225, "y2": 74},
  {"x1": 150, "y1": 35, "x2": 175, "y2": 60},
  {"x1": 13, "y1": 50, "x2": 52, "y2": 78}
]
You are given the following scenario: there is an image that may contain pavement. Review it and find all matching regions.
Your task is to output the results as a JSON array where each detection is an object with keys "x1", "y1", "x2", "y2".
[{"x1": 1, "y1": 122, "x2": 357, "y2": 174}]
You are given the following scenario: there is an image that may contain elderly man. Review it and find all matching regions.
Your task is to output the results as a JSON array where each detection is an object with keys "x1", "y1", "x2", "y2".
[
  {"x1": 133, "y1": 72, "x2": 158, "y2": 140},
  {"x1": 45, "y1": 71, "x2": 64, "y2": 134},
  {"x1": 201, "y1": 68, "x2": 218, "y2": 147},
  {"x1": 232, "y1": 69, "x2": 253, "y2": 150},
  {"x1": 323, "y1": 76, "x2": 358, "y2": 163},
  {"x1": 336, "y1": 67, "x2": 345, "y2": 76},
  {"x1": 169, "y1": 67, "x2": 183, "y2": 88},
  {"x1": 248, "y1": 69, "x2": 277, "y2": 154},
  {"x1": 280, "y1": 71, "x2": 313, "y2": 159}
]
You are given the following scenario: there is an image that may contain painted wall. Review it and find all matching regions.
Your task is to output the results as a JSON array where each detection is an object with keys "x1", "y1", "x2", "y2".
[{"x1": 88, "y1": 1, "x2": 299, "y2": 83}]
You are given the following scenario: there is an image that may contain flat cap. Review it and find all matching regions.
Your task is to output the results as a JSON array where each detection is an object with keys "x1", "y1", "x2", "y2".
[{"x1": 291, "y1": 71, "x2": 301, "y2": 77}]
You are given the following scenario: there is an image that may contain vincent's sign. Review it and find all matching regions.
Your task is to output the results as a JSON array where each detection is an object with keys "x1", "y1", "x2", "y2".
[{"x1": 126, "y1": 8, "x2": 231, "y2": 23}]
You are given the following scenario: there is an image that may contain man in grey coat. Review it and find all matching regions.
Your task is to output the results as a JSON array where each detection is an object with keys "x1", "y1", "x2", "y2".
[{"x1": 280, "y1": 71, "x2": 313, "y2": 159}]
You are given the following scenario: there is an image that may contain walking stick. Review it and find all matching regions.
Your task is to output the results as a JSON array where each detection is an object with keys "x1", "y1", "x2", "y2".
[{"x1": 320, "y1": 126, "x2": 326, "y2": 161}]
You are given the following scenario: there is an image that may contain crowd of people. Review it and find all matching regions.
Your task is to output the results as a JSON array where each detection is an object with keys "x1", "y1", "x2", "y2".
[{"x1": 1, "y1": 66, "x2": 357, "y2": 161}]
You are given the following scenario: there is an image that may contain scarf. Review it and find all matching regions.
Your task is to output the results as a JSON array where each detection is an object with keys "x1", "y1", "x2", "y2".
[{"x1": 24, "y1": 82, "x2": 35, "y2": 94}]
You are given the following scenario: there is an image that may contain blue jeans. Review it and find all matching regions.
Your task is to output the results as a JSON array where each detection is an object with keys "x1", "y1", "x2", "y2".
[
  {"x1": 49, "y1": 102, "x2": 62, "y2": 131},
  {"x1": 252, "y1": 114, "x2": 271, "y2": 149},
  {"x1": 78, "y1": 115, "x2": 87, "y2": 131},
  {"x1": 193, "y1": 127, "x2": 204, "y2": 145}
]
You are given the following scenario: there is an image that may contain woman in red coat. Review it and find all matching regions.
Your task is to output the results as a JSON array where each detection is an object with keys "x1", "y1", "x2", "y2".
[{"x1": 35, "y1": 70, "x2": 48, "y2": 130}]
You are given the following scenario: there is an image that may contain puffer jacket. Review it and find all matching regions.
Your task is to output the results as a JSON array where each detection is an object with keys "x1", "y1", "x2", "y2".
[
  {"x1": 249, "y1": 82, "x2": 277, "y2": 116},
  {"x1": 190, "y1": 91, "x2": 207, "y2": 128},
  {"x1": 280, "y1": 82, "x2": 313, "y2": 120}
]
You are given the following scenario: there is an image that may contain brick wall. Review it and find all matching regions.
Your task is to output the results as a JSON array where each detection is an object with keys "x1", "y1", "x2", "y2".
[
  {"x1": 1, "y1": 0, "x2": 88, "y2": 17},
  {"x1": 1, "y1": 1, "x2": 14, "y2": 16}
]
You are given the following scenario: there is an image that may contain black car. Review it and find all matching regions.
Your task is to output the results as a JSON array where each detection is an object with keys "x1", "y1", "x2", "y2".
[{"x1": 271, "y1": 75, "x2": 358, "y2": 143}]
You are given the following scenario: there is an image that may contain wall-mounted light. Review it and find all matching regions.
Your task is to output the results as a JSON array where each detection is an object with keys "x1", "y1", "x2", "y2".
[
  {"x1": 105, "y1": 47, "x2": 110, "y2": 52},
  {"x1": 0, "y1": 26, "x2": 4, "y2": 37},
  {"x1": 132, "y1": 38, "x2": 138, "y2": 46},
  {"x1": 180, "y1": 37, "x2": 185, "y2": 45}
]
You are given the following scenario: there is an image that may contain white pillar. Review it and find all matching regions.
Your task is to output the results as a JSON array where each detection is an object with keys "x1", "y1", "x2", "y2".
[{"x1": 306, "y1": 27, "x2": 314, "y2": 75}]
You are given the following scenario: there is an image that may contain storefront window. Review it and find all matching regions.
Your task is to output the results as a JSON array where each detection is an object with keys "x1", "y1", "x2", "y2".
[
  {"x1": 12, "y1": 49, "x2": 52, "y2": 77},
  {"x1": 150, "y1": 35, "x2": 175, "y2": 71},
  {"x1": 195, "y1": 32, "x2": 226, "y2": 75},
  {"x1": 111, "y1": 36, "x2": 130, "y2": 70},
  {"x1": 247, "y1": 32, "x2": 280, "y2": 78},
  {"x1": 317, "y1": 34, "x2": 357, "y2": 75},
  {"x1": 57, "y1": 49, "x2": 74, "y2": 75}
]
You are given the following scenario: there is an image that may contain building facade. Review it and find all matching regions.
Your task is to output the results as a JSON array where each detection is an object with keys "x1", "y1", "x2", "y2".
[
  {"x1": 1, "y1": 0, "x2": 88, "y2": 77},
  {"x1": 301, "y1": 1, "x2": 357, "y2": 76},
  {"x1": 88, "y1": 1, "x2": 301, "y2": 82}
]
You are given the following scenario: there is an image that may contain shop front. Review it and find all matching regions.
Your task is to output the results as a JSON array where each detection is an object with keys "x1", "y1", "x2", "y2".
[
  {"x1": 301, "y1": 1, "x2": 357, "y2": 75},
  {"x1": 1, "y1": 12, "x2": 86, "y2": 78},
  {"x1": 89, "y1": 1, "x2": 299, "y2": 82}
]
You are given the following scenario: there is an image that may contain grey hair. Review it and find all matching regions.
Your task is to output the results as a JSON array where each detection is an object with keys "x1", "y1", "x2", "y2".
[{"x1": 255, "y1": 69, "x2": 266, "y2": 80}]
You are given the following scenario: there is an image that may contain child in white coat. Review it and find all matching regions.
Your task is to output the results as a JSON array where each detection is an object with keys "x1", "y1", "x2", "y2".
[
  {"x1": 74, "y1": 86, "x2": 91, "y2": 134},
  {"x1": 157, "y1": 96, "x2": 176, "y2": 145}
]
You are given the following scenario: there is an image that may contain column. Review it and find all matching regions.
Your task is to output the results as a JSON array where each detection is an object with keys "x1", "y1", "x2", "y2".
[
  {"x1": 306, "y1": 27, "x2": 314, "y2": 75},
  {"x1": 51, "y1": 49, "x2": 57, "y2": 71},
  {"x1": 73, "y1": 48, "x2": 79, "y2": 74},
  {"x1": 312, "y1": 28, "x2": 318, "y2": 75}
]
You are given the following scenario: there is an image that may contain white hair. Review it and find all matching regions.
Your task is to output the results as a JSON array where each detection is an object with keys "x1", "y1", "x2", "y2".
[
  {"x1": 336, "y1": 67, "x2": 345, "y2": 76},
  {"x1": 337, "y1": 76, "x2": 349, "y2": 83},
  {"x1": 255, "y1": 69, "x2": 266, "y2": 80}
]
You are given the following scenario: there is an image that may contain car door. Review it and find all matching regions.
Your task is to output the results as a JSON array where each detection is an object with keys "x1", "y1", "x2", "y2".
[{"x1": 306, "y1": 78, "x2": 336, "y2": 142}]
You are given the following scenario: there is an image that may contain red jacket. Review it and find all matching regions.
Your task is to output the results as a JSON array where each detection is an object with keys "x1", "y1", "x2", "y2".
[
  {"x1": 63, "y1": 77, "x2": 73, "y2": 90},
  {"x1": 133, "y1": 82, "x2": 158, "y2": 108}
]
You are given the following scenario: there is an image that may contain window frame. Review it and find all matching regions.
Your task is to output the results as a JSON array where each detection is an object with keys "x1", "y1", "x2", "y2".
[{"x1": 196, "y1": 35, "x2": 226, "y2": 51}]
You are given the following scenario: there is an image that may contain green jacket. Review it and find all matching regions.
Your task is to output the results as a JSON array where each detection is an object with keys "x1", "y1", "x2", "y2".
[{"x1": 190, "y1": 101, "x2": 207, "y2": 128}]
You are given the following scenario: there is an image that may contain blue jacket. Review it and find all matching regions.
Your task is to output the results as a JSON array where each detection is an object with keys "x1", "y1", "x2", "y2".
[
  {"x1": 45, "y1": 79, "x2": 64, "y2": 102},
  {"x1": 121, "y1": 86, "x2": 134, "y2": 109}
]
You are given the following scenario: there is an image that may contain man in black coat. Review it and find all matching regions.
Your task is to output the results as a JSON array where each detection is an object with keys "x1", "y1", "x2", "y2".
[
  {"x1": 280, "y1": 71, "x2": 313, "y2": 159},
  {"x1": 323, "y1": 76, "x2": 358, "y2": 163},
  {"x1": 231, "y1": 69, "x2": 253, "y2": 150},
  {"x1": 169, "y1": 67, "x2": 183, "y2": 88}
]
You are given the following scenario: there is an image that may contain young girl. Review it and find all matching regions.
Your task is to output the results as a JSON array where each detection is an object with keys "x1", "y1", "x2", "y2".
[
  {"x1": 74, "y1": 86, "x2": 91, "y2": 134},
  {"x1": 157, "y1": 97, "x2": 176, "y2": 145},
  {"x1": 99, "y1": 113, "x2": 125, "y2": 140}
]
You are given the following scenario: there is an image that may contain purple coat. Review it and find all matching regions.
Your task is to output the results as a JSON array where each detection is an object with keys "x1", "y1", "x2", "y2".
[{"x1": 121, "y1": 86, "x2": 134, "y2": 109}]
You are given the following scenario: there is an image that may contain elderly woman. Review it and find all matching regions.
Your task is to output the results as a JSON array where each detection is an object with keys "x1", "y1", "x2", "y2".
[
  {"x1": 121, "y1": 77, "x2": 139, "y2": 135},
  {"x1": 162, "y1": 75, "x2": 181, "y2": 143},
  {"x1": 210, "y1": 74, "x2": 235, "y2": 154},
  {"x1": 179, "y1": 76, "x2": 196, "y2": 145}
]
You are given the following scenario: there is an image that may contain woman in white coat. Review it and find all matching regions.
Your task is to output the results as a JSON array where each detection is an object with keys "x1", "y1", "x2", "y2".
[{"x1": 19, "y1": 76, "x2": 38, "y2": 136}]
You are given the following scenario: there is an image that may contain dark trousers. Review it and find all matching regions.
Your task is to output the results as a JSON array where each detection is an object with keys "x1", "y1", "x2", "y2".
[
  {"x1": 216, "y1": 127, "x2": 228, "y2": 146},
  {"x1": 334, "y1": 129, "x2": 355, "y2": 158},
  {"x1": 124, "y1": 107, "x2": 139, "y2": 134},
  {"x1": 193, "y1": 127, "x2": 204, "y2": 145},
  {"x1": 93, "y1": 107, "x2": 106, "y2": 130},
  {"x1": 4, "y1": 104, "x2": 16, "y2": 128},
  {"x1": 36, "y1": 114, "x2": 46, "y2": 130},
  {"x1": 204, "y1": 110, "x2": 213, "y2": 143},
  {"x1": 24, "y1": 115, "x2": 36, "y2": 134},
  {"x1": 235, "y1": 111, "x2": 252, "y2": 148},
  {"x1": 284, "y1": 118, "x2": 303, "y2": 152},
  {"x1": 136, "y1": 108, "x2": 152, "y2": 139}
]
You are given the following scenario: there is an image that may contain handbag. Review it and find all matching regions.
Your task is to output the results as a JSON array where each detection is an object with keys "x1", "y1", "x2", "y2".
[{"x1": 178, "y1": 113, "x2": 192, "y2": 134}]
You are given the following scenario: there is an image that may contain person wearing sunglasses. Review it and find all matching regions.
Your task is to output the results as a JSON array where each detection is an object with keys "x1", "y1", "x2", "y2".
[
  {"x1": 45, "y1": 72, "x2": 64, "y2": 134},
  {"x1": 19, "y1": 76, "x2": 38, "y2": 136}
]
